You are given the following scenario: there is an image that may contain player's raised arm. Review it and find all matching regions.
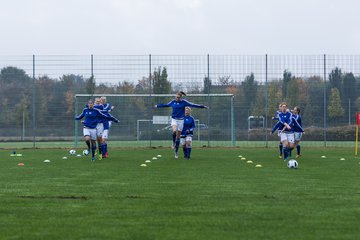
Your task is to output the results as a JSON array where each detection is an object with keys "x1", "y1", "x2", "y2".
[
  {"x1": 94, "y1": 108, "x2": 119, "y2": 123},
  {"x1": 271, "y1": 122, "x2": 280, "y2": 134},
  {"x1": 155, "y1": 100, "x2": 173, "y2": 108},
  {"x1": 75, "y1": 109, "x2": 86, "y2": 120},
  {"x1": 183, "y1": 99, "x2": 207, "y2": 109}
]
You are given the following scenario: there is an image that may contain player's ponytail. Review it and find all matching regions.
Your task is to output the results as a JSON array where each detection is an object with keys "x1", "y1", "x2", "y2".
[{"x1": 179, "y1": 91, "x2": 186, "y2": 96}]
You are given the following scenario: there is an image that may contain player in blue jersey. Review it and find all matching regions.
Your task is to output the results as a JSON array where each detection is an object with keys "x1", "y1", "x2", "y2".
[
  {"x1": 94, "y1": 98, "x2": 105, "y2": 159},
  {"x1": 100, "y1": 96, "x2": 115, "y2": 158},
  {"x1": 272, "y1": 103, "x2": 283, "y2": 158},
  {"x1": 180, "y1": 107, "x2": 196, "y2": 160},
  {"x1": 271, "y1": 102, "x2": 295, "y2": 161},
  {"x1": 292, "y1": 106, "x2": 304, "y2": 158},
  {"x1": 155, "y1": 91, "x2": 208, "y2": 158},
  {"x1": 75, "y1": 99, "x2": 119, "y2": 161}
]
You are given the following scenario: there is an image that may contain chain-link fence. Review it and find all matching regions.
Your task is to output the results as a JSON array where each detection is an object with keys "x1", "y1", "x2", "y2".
[{"x1": 0, "y1": 55, "x2": 359, "y2": 148}]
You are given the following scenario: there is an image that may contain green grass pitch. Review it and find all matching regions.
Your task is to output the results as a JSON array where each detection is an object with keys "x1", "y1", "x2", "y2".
[{"x1": 0, "y1": 147, "x2": 359, "y2": 240}]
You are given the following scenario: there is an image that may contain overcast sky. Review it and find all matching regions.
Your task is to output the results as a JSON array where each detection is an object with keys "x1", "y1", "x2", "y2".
[{"x1": 1, "y1": 0, "x2": 360, "y2": 55}]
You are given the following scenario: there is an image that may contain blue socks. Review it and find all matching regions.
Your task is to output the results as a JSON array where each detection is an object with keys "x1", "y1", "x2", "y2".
[
  {"x1": 283, "y1": 147, "x2": 295, "y2": 160},
  {"x1": 283, "y1": 147, "x2": 288, "y2": 160},
  {"x1": 104, "y1": 143, "x2": 108, "y2": 154},
  {"x1": 85, "y1": 140, "x2": 91, "y2": 150},
  {"x1": 182, "y1": 146, "x2": 187, "y2": 157},
  {"x1": 296, "y1": 145, "x2": 301, "y2": 155},
  {"x1": 175, "y1": 139, "x2": 180, "y2": 153},
  {"x1": 91, "y1": 144, "x2": 96, "y2": 158},
  {"x1": 172, "y1": 132, "x2": 176, "y2": 146},
  {"x1": 182, "y1": 146, "x2": 192, "y2": 159},
  {"x1": 279, "y1": 143, "x2": 283, "y2": 156},
  {"x1": 99, "y1": 143, "x2": 108, "y2": 155},
  {"x1": 186, "y1": 147, "x2": 192, "y2": 159}
]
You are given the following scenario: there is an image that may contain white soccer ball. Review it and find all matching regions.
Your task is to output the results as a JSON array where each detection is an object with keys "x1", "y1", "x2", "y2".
[
  {"x1": 83, "y1": 149, "x2": 90, "y2": 155},
  {"x1": 69, "y1": 149, "x2": 76, "y2": 155},
  {"x1": 287, "y1": 159, "x2": 298, "y2": 169}
]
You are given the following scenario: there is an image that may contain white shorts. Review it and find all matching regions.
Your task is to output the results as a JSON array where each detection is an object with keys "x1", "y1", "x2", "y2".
[
  {"x1": 83, "y1": 128, "x2": 97, "y2": 140},
  {"x1": 180, "y1": 136, "x2": 192, "y2": 145},
  {"x1": 96, "y1": 123, "x2": 104, "y2": 137},
  {"x1": 294, "y1": 132, "x2": 303, "y2": 141},
  {"x1": 171, "y1": 118, "x2": 184, "y2": 132},
  {"x1": 280, "y1": 132, "x2": 295, "y2": 144},
  {"x1": 102, "y1": 129, "x2": 109, "y2": 139}
]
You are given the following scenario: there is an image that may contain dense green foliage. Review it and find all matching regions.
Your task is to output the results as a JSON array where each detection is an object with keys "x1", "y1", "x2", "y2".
[{"x1": 1, "y1": 64, "x2": 360, "y2": 141}]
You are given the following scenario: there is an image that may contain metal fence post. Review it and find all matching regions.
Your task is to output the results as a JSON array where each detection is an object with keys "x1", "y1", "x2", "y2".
[
  {"x1": 74, "y1": 95, "x2": 78, "y2": 147},
  {"x1": 207, "y1": 54, "x2": 211, "y2": 147},
  {"x1": 231, "y1": 95, "x2": 235, "y2": 146},
  {"x1": 149, "y1": 54, "x2": 152, "y2": 148},
  {"x1": 32, "y1": 54, "x2": 36, "y2": 148},
  {"x1": 323, "y1": 54, "x2": 327, "y2": 147},
  {"x1": 265, "y1": 54, "x2": 268, "y2": 148}
]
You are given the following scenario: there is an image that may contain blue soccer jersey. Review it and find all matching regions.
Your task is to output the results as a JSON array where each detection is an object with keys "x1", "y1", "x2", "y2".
[
  {"x1": 102, "y1": 103, "x2": 112, "y2": 114},
  {"x1": 292, "y1": 114, "x2": 304, "y2": 133},
  {"x1": 75, "y1": 107, "x2": 118, "y2": 129},
  {"x1": 156, "y1": 99, "x2": 206, "y2": 119},
  {"x1": 273, "y1": 110, "x2": 281, "y2": 120},
  {"x1": 181, "y1": 115, "x2": 196, "y2": 137},
  {"x1": 277, "y1": 111, "x2": 294, "y2": 133},
  {"x1": 95, "y1": 103, "x2": 115, "y2": 130}
]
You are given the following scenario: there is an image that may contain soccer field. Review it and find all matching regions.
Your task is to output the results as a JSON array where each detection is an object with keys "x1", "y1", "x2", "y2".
[{"x1": 0, "y1": 147, "x2": 359, "y2": 240}]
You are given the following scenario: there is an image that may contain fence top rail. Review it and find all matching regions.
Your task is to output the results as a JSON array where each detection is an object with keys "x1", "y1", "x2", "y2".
[{"x1": 75, "y1": 94, "x2": 234, "y2": 97}]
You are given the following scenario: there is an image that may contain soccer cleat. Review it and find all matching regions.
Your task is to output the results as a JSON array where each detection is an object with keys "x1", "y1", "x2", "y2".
[
  {"x1": 296, "y1": 154, "x2": 302, "y2": 158},
  {"x1": 91, "y1": 157, "x2": 95, "y2": 162},
  {"x1": 279, "y1": 155, "x2": 283, "y2": 159},
  {"x1": 185, "y1": 157, "x2": 190, "y2": 160},
  {"x1": 104, "y1": 152, "x2": 109, "y2": 158},
  {"x1": 175, "y1": 152, "x2": 179, "y2": 159}
]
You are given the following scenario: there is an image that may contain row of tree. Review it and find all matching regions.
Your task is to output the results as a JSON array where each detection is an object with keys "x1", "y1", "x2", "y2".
[{"x1": 1, "y1": 65, "x2": 360, "y2": 134}]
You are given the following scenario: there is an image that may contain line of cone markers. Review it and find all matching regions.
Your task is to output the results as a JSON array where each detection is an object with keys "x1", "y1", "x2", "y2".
[
  {"x1": 238, "y1": 155, "x2": 263, "y2": 168},
  {"x1": 8, "y1": 151, "x2": 357, "y2": 167},
  {"x1": 140, "y1": 155, "x2": 162, "y2": 167}
]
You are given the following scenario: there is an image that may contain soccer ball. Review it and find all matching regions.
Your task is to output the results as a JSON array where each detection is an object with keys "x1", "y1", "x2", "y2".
[
  {"x1": 82, "y1": 149, "x2": 89, "y2": 155},
  {"x1": 69, "y1": 149, "x2": 76, "y2": 155},
  {"x1": 287, "y1": 159, "x2": 298, "y2": 169}
]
